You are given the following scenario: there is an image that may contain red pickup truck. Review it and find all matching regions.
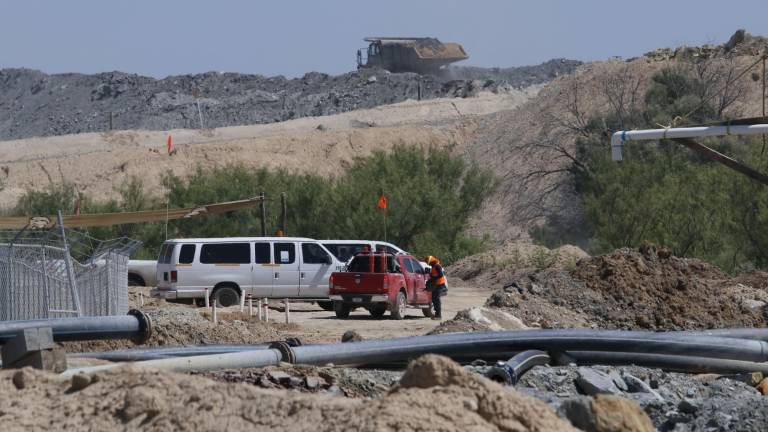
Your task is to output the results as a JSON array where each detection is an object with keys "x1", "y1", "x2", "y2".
[{"x1": 328, "y1": 252, "x2": 433, "y2": 319}]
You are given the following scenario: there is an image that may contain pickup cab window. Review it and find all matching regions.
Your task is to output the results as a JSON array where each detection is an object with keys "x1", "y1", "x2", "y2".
[{"x1": 348, "y1": 255, "x2": 395, "y2": 273}]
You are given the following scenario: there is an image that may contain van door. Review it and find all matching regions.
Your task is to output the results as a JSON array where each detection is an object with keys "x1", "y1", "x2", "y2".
[
  {"x1": 272, "y1": 242, "x2": 300, "y2": 298},
  {"x1": 299, "y1": 242, "x2": 333, "y2": 297},
  {"x1": 156, "y1": 242, "x2": 175, "y2": 288},
  {"x1": 252, "y1": 241, "x2": 273, "y2": 297}
]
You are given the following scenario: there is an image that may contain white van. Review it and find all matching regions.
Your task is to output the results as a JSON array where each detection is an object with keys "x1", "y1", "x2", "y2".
[{"x1": 150, "y1": 237, "x2": 344, "y2": 307}]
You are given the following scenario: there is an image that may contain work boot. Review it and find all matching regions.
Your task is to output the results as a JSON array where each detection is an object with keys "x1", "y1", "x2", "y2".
[{"x1": 431, "y1": 315, "x2": 441, "y2": 320}]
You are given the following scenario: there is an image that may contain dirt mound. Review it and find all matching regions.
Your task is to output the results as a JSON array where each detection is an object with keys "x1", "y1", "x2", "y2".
[
  {"x1": 484, "y1": 243, "x2": 768, "y2": 330},
  {"x1": 429, "y1": 306, "x2": 528, "y2": 334},
  {"x1": 0, "y1": 355, "x2": 576, "y2": 431},
  {"x1": 61, "y1": 309, "x2": 302, "y2": 353}
]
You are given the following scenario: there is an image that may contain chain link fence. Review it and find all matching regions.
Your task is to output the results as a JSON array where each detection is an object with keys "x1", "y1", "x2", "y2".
[{"x1": 0, "y1": 224, "x2": 140, "y2": 321}]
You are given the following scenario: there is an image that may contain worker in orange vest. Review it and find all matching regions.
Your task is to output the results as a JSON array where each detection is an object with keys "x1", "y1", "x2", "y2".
[{"x1": 424, "y1": 255, "x2": 448, "y2": 320}]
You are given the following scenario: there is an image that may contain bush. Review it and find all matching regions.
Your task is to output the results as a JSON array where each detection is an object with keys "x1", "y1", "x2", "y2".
[{"x1": 12, "y1": 145, "x2": 495, "y2": 264}]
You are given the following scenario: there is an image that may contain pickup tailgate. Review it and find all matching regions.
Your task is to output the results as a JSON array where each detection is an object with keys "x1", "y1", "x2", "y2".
[{"x1": 330, "y1": 272, "x2": 388, "y2": 294}]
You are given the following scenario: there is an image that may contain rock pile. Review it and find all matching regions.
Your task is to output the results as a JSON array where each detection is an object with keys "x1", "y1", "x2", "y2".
[{"x1": 0, "y1": 59, "x2": 580, "y2": 140}]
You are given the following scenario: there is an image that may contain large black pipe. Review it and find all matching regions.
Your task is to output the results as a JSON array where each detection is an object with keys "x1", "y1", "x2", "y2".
[
  {"x1": 289, "y1": 330, "x2": 768, "y2": 366},
  {"x1": 0, "y1": 310, "x2": 152, "y2": 344},
  {"x1": 567, "y1": 351, "x2": 768, "y2": 375}
]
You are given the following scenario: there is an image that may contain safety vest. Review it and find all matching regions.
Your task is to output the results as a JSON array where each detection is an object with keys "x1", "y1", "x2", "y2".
[{"x1": 430, "y1": 264, "x2": 447, "y2": 286}]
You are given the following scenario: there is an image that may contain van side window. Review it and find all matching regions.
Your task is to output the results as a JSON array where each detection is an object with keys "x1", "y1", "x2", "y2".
[
  {"x1": 178, "y1": 244, "x2": 196, "y2": 264},
  {"x1": 302, "y1": 243, "x2": 330, "y2": 264},
  {"x1": 274, "y1": 243, "x2": 295, "y2": 264},
  {"x1": 254, "y1": 243, "x2": 271, "y2": 264},
  {"x1": 200, "y1": 243, "x2": 250, "y2": 264}
]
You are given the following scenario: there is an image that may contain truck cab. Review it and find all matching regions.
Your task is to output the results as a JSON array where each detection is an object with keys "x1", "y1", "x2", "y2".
[{"x1": 328, "y1": 252, "x2": 433, "y2": 320}]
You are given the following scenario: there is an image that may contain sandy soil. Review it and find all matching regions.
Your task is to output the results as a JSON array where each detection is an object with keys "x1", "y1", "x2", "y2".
[
  {"x1": 270, "y1": 284, "x2": 494, "y2": 342},
  {"x1": 0, "y1": 89, "x2": 536, "y2": 205}
]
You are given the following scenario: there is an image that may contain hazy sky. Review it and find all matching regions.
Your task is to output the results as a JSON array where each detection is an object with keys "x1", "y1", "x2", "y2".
[{"x1": 0, "y1": 0, "x2": 765, "y2": 78}]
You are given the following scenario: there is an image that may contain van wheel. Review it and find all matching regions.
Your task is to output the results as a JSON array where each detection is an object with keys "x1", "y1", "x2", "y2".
[
  {"x1": 422, "y1": 305, "x2": 434, "y2": 318},
  {"x1": 317, "y1": 301, "x2": 335, "y2": 311},
  {"x1": 390, "y1": 291, "x2": 407, "y2": 320},
  {"x1": 334, "y1": 301, "x2": 351, "y2": 319},
  {"x1": 368, "y1": 303, "x2": 387, "y2": 318},
  {"x1": 213, "y1": 285, "x2": 240, "y2": 308}
]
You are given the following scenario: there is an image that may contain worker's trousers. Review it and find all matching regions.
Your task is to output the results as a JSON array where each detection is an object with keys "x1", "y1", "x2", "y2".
[{"x1": 432, "y1": 285, "x2": 447, "y2": 317}]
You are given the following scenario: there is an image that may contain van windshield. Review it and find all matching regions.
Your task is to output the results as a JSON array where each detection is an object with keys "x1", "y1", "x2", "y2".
[{"x1": 323, "y1": 243, "x2": 367, "y2": 262}]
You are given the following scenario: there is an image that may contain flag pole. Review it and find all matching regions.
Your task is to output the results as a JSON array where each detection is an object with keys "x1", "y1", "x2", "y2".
[{"x1": 384, "y1": 207, "x2": 387, "y2": 242}]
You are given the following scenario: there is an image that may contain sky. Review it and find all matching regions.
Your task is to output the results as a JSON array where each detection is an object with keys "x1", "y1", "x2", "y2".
[{"x1": 0, "y1": 0, "x2": 766, "y2": 79}]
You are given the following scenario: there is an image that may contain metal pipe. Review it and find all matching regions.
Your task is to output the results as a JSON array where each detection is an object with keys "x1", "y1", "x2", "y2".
[
  {"x1": 486, "y1": 350, "x2": 550, "y2": 385},
  {"x1": 63, "y1": 348, "x2": 283, "y2": 377},
  {"x1": 69, "y1": 338, "x2": 301, "y2": 362},
  {"x1": 611, "y1": 124, "x2": 768, "y2": 161},
  {"x1": 568, "y1": 351, "x2": 768, "y2": 375},
  {"x1": 289, "y1": 330, "x2": 768, "y2": 366},
  {"x1": 0, "y1": 310, "x2": 151, "y2": 344},
  {"x1": 71, "y1": 343, "x2": 274, "y2": 362}
]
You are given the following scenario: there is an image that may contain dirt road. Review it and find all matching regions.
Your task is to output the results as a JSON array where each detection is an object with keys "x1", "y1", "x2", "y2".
[{"x1": 275, "y1": 285, "x2": 492, "y2": 342}]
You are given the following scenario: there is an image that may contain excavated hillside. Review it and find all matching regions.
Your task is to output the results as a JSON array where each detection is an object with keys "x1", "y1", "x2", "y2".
[
  {"x1": 0, "y1": 60, "x2": 579, "y2": 140},
  {"x1": 464, "y1": 30, "x2": 768, "y2": 243},
  {"x1": 0, "y1": 31, "x2": 766, "y2": 247}
]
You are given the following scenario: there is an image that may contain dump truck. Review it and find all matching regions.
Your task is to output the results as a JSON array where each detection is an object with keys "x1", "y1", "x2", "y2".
[
  {"x1": 328, "y1": 252, "x2": 433, "y2": 319},
  {"x1": 357, "y1": 37, "x2": 468, "y2": 75}
]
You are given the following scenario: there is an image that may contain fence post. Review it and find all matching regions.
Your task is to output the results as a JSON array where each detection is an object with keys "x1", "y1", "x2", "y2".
[
  {"x1": 257, "y1": 299, "x2": 263, "y2": 321},
  {"x1": 284, "y1": 298, "x2": 290, "y2": 324},
  {"x1": 212, "y1": 300, "x2": 218, "y2": 324},
  {"x1": 240, "y1": 292, "x2": 246, "y2": 313},
  {"x1": 57, "y1": 211, "x2": 82, "y2": 317},
  {"x1": 264, "y1": 298, "x2": 269, "y2": 321},
  {"x1": 204, "y1": 288, "x2": 210, "y2": 308},
  {"x1": 248, "y1": 296, "x2": 253, "y2": 320}
]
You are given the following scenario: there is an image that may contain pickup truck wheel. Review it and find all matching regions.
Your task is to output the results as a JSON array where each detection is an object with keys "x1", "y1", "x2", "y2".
[
  {"x1": 422, "y1": 305, "x2": 434, "y2": 318},
  {"x1": 317, "y1": 301, "x2": 335, "y2": 311},
  {"x1": 390, "y1": 291, "x2": 407, "y2": 320},
  {"x1": 368, "y1": 304, "x2": 387, "y2": 318},
  {"x1": 334, "y1": 301, "x2": 351, "y2": 319},
  {"x1": 213, "y1": 285, "x2": 240, "y2": 308}
]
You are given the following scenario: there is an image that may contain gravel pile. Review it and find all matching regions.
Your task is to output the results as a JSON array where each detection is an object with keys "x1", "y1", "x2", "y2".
[
  {"x1": 0, "y1": 60, "x2": 580, "y2": 140},
  {"x1": 512, "y1": 364, "x2": 768, "y2": 432}
]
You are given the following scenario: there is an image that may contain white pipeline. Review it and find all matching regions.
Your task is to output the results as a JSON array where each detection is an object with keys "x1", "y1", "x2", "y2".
[{"x1": 611, "y1": 124, "x2": 768, "y2": 161}]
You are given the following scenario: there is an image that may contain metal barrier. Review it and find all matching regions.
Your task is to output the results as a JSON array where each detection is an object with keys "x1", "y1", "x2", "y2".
[{"x1": 0, "y1": 222, "x2": 140, "y2": 321}]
